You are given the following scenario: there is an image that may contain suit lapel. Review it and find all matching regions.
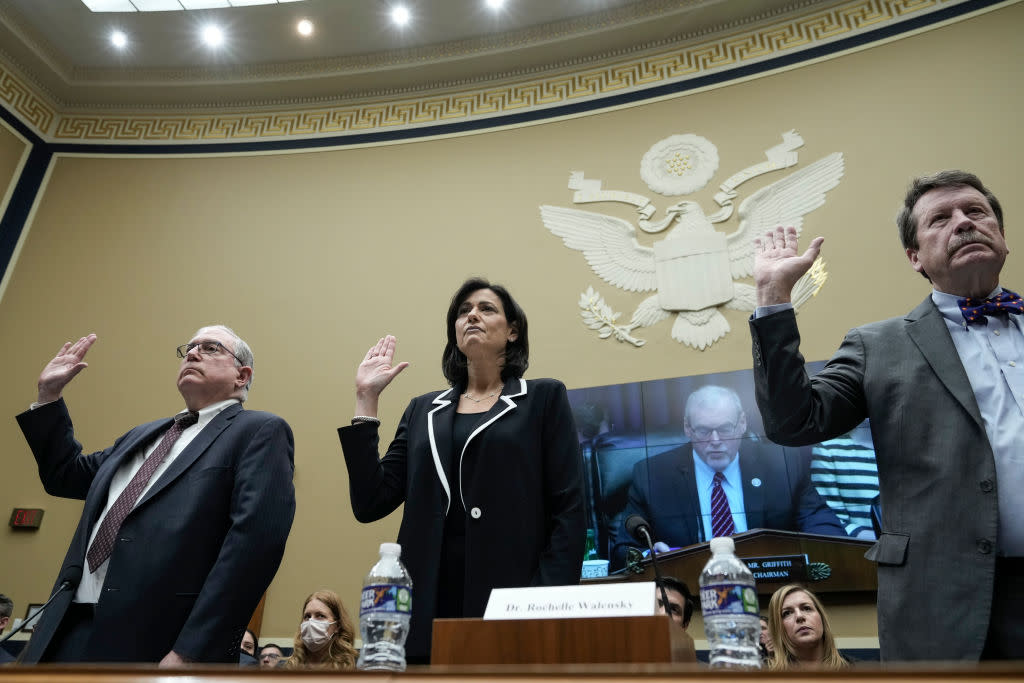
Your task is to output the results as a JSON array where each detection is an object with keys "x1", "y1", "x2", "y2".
[
  {"x1": 427, "y1": 388, "x2": 456, "y2": 515},
  {"x1": 677, "y1": 447, "x2": 703, "y2": 542},
  {"x1": 905, "y1": 296, "x2": 985, "y2": 430},
  {"x1": 136, "y1": 403, "x2": 242, "y2": 508},
  {"x1": 738, "y1": 448, "x2": 765, "y2": 528},
  {"x1": 87, "y1": 420, "x2": 172, "y2": 526},
  {"x1": 430, "y1": 378, "x2": 525, "y2": 515},
  {"x1": 464, "y1": 377, "x2": 525, "y2": 448}
]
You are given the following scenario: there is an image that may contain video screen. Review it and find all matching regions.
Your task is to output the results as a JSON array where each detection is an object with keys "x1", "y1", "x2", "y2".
[{"x1": 567, "y1": 362, "x2": 878, "y2": 569}]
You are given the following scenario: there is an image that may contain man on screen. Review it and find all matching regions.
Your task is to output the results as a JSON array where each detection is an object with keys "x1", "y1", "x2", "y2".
[{"x1": 612, "y1": 385, "x2": 844, "y2": 568}]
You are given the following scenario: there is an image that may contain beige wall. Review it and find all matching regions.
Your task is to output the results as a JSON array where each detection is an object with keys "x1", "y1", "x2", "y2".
[{"x1": 0, "y1": 3, "x2": 1021, "y2": 643}]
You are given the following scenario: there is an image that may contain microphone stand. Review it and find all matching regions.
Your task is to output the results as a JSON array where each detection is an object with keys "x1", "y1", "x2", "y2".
[
  {"x1": 0, "y1": 579, "x2": 74, "y2": 646},
  {"x1": 636, "y1": 526, "x2": 673, "y2": 625}
]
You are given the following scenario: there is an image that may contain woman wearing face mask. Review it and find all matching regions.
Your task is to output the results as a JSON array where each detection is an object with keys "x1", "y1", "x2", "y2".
[
  {"x1": 284, "y1": 590, "x2": 357, "y2": 669},
  {"x1": 767, "y1": 584, "x2": 849, "y2": 670}
]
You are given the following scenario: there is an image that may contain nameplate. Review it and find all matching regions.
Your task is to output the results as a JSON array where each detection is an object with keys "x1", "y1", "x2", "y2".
[
  {"x1": 741, "y1": 554, "x2": 808, "y2": 583},
  {"x1": 483, "y1": 582, "x2": 656, "y2": 620}
]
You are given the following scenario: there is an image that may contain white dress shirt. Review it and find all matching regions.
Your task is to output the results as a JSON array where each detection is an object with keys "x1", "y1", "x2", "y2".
[{"x1": 71, "y1": 399, "x2": 240, "y2": 603}]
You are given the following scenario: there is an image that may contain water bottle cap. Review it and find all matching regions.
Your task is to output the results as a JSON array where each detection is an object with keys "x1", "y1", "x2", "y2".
[
  {"x1": 379, "y1": 542, "x2": 401, "y2": 556},
  {"x1": 709, "y1": 536, "x2": 734, "y2": 555}
]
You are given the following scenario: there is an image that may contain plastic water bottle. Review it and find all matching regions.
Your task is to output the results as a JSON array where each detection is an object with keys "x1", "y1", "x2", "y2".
[
  {"x1": 699, "y1": 536, "x2": 761, "y2": 669},
  {"x1": 357, "y1": 542, "x2": 412, "y2": 671}
]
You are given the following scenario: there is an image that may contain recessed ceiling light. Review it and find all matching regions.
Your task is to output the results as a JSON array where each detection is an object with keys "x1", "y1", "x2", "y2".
[
  {"x1": 390, "y1": 5, "x2": 410, "y2": 26},
  {"x1": 110, "y1": 29, "x2": 128, "y2": 48},
  {"x1": 485, "y1": 0, "x2": 505, "y2": 8},
  {"x1": 296, "y1": 18, "x2": 313, "y2": 36},
  {"x1": 81, "y1": 0, "x2": 309, "y2": 10},
  {"x1": 201, "y1": 23, "x2": 225, "y2": 47}
]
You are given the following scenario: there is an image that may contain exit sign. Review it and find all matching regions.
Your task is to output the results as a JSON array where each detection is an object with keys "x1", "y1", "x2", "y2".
[{"x1": 9, "y1": 508, "x2": 44, "y2": 529}]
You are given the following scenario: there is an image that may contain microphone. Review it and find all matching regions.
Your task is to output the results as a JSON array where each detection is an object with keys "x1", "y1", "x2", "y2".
[
  {"x1": 625, "y1": 514, "x2": 653, "y2": 547},
  {"x1": 624, "y1": 515, "x2": 672, "y2": 626},
  {"x1": 60, "y1": 564, "x2": 83, "y2": 593},
  {"x1": 0, "y1": 567, "x2": 81, "y2": 646}
]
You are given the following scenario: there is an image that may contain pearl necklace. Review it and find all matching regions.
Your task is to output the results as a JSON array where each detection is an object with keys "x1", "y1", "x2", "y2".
[{"x1": 462, "y1": 388, "x2": 500, "y2": 403}]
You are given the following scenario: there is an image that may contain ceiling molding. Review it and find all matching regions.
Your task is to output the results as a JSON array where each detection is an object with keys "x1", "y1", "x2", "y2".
[{"x1": 0, "y1": 0, "x2": 1009, "y2": 146}]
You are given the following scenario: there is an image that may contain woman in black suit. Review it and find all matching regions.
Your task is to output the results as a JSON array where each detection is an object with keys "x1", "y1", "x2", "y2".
[{"x1": 339, "y1": 277, "x2": 585, "y2": 662}]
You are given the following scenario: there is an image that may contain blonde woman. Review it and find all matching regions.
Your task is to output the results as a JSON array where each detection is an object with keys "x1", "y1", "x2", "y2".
[
  {"x1": 284, "y1": 590, "x2": 357, "y2": 669},
  {"x1": 767, "y1": 584, "x2": 848, "y2": 670}
]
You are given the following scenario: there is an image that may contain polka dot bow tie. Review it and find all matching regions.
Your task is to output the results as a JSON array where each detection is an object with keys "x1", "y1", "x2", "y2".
[{"x1": 957, "y1": 289, "x2": 1024, "y2": 325}]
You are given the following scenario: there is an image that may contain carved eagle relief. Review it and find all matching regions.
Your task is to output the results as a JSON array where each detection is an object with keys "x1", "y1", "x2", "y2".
[{"x1": 540, "y1": 132, "x2": 843, "y2": 349}]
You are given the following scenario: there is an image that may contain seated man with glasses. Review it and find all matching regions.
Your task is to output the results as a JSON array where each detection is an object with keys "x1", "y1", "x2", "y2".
[
  {"x1": 258, "y1": 643, "x2": 285, "y2": 668},
  {"x1": 612, "y1": 385, "x2": 844, "y2": 569},
  {"x1": 15, "y1": 325, "x2": 295, "y2": 665}
]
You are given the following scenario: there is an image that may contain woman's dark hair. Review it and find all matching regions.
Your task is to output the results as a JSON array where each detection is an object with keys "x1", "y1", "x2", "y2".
[{"x1": 442, "y1": 277, "x2": 529, "y2": 387}]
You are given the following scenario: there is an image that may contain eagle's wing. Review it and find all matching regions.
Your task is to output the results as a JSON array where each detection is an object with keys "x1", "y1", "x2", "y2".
[
  {"x1": 725, "y1": 152, "x2": 844, "y2": 279},
  {"x1": 630, "y1": 294, "x2": 671, "y2": 328},
  {"x1": 540, "y1": 205, "x2": 657, "y2": 292}
]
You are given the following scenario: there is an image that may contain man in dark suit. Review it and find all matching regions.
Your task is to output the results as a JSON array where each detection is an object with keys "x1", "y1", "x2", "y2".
[
  {"x1": 16, "y1": 325, "x2": 295, "y2": 665},
  {"x1": 613, "y1": 385, "x2": 844, "y2": 568},
  {"x1": 749, "y1": 170, "x2": 1023, "y2": 660}
]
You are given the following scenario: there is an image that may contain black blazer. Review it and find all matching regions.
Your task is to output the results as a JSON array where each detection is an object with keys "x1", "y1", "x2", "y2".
[
  {"x1": 16, "y1": 399, "x2": 295, "y2": 663},
  {"x1": 340, "y1": 377, "x2": 586, "y2": 659},
  {"x1": 613, "y1": 440, "x2": 845, "y2": 568}
]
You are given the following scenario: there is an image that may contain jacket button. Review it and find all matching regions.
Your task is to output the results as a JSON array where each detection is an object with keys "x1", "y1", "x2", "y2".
[
  {"x1": 977, "y1": 538, "x2": 992, "y2": 554},
  {"x1": 980, "y1": 479, "x2": 994, "y2": 493},
  {"x1": 470, "y1": 507, "x2": 482, "y2": 519}
]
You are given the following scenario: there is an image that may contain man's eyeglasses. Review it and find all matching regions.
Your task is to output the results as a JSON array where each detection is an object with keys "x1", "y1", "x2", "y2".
[
  {"x1": 176, "y1": 340, "x2": 243, "y2": 365},
  {"x1": 260, "y1": 653, "x2": 282, "y2": 661},
  {"x1": 690, "y1": 422, "x2": 740, "y2": 441}
]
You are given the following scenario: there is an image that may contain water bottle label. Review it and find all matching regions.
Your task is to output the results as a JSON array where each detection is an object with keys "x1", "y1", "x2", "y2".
[
  {"x1": 700, "y1": 583, "x2": 759, "y2": 617},
  {"x1": 361, "y1": 584, "x2": 412, "y2": 616}
]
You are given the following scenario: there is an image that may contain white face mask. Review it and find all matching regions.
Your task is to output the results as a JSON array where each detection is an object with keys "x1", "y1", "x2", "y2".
[{"x1": 300, "y1": 618, "x2": 336, "y2": 651}]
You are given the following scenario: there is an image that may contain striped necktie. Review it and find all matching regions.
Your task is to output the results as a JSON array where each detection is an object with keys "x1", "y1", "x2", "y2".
[
  {"x1": 711, "y1": 471, "x2": 736, "y2": 538},
  {"x1": 86, "y1": 411, "x2": 199, "y2": 573}
]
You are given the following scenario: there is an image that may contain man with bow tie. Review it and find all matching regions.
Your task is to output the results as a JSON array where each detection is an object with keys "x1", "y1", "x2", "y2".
[
  {"x1": 15, "y1": 325, "x2": 295, "y2": 665},
  {"x1": 749, "y1": 170, "x2": 1022, "y2": 661}
]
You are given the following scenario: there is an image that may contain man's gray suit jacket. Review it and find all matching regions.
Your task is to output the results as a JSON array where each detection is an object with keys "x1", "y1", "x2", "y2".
[{"x1": 749, "y1": 297, "x2": 1000, "y2": 661}]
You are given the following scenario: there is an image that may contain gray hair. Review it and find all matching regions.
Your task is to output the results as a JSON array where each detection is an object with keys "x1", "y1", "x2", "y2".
[
  {"x1": 684, "y1": 385, "x2": 744, "y2": 424},
  {"x1": 194, "y1": 324, "x2": 254, "y2": 401}
]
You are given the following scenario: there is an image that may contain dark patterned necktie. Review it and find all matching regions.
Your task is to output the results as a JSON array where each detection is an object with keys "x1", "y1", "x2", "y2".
[
  {"x1": 711, "y1": 471, "x2": 736, "y2": 538},
  {"x1": 86, "y1": 412, "x2": 199, "y2": 573},
  {"x1": 958, "y1": 289, "x2": 1024, "y2": 325}
]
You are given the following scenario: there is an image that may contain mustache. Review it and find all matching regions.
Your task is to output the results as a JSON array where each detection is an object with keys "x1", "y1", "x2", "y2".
[{"x1": 947, "y1": 230, "x2": 995, "y2": 256}]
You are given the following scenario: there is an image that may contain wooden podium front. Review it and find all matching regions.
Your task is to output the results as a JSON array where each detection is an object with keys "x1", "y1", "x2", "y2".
[
  {"x1": 607, "y1": 529, "x2": 878, "y2": 593},
  {"x1": 431, "y1": 615, "x2": 696, "y2": 665}
]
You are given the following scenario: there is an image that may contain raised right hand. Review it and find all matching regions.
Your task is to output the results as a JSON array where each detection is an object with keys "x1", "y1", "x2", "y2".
[
  {"x1": 753, "y1": 226, "x2": 824, "y2": 307},
  {"x1": 354, "y1": 335, "x2": 409, "y2": 417},
  {"x1": 37, "y1": 334, "x2": 97, "y2": 404}
]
